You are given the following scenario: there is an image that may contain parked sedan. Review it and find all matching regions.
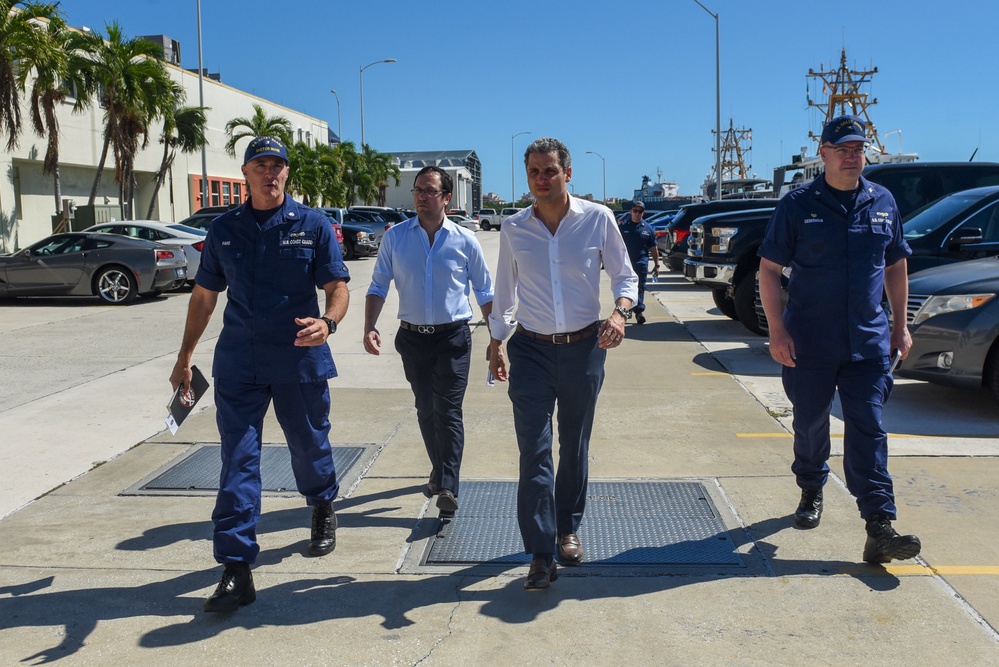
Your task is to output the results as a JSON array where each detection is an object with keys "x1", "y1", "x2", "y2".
[
  {"x1": 85, "y1": 220, "x2": 205, "y2": 286},
  {"x1": 902, "y1": 185, "x2": 999, "y2": 273},
  {"x1": 899, "y1": 256, "x2": 999, "y2": 402},
  {"x1": 447, "y1": 214, "x2": 479, "y2": 231},
  {"x1": 0, "y1": 232, "x2": 187, "y2": 304}
]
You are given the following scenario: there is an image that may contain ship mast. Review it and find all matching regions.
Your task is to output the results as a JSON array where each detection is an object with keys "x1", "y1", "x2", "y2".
[
  {"x1": 806, "y1": 48, "x2": 885, "y2": 153},
  {"x1": 713, "y1": 118, "x2": 753, "y2": 181}
]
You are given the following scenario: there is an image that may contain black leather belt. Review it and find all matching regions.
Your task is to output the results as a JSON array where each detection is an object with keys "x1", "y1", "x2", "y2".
[
  {"x1": 400, "y1": 320, "x2": 468, "y2": 334},
  {"x1": 515, "y1": 322, "x2": 599, "y2": 344}
]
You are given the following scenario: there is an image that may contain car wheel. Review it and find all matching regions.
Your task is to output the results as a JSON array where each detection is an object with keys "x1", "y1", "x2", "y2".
[
  {"x1": 712, "y1": 288, "x2": 738, "y2": 320},
  {"x1": 343, "y1": 239, "x2": 356, "y2": 260},
  {"x1": 735, "y1": 277, "x2": 766, "y2": 335},
  {"x1": 94, "y1": 265, "x2": 137, "y2": 304},
  {"x1": 480, "y1": 221, "x2": 490, "y2": 231}
]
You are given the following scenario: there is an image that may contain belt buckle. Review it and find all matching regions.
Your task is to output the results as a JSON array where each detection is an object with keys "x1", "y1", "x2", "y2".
[
  {"x1": 418, "y1": 324, "x2": 435, "y2": 334},
  {"x1": 552, "y1": 333, "x2": 569, "y2": 344}
]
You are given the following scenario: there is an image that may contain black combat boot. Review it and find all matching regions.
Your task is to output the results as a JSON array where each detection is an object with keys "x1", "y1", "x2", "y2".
[
  {"x1": 204, "y1": 562, "x2": 255, "y2": 613},
  {"x1": 863, "y1": 514, "x2": 921, "y2": 563},
  {"x1": 307, "y1": 501, "x2": 337, "y2": 557}
]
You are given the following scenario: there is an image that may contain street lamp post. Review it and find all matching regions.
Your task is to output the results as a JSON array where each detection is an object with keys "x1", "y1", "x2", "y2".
[
  {"x1": 511, "y1": 131, "x2": 531, "y2": 204},
  {"x1": 586, "y1": 151, "x2": 606, "y2": 204},
  {"x1": 359, "y1": 58, "x2": 397, "y2": 148},
  {"x1": 694, "y1": 0, "x2": 722, "y2": 201},
  {"x1": 195, "y1": 0, "x2": 208, "y2": 210},
  {"x1": 329, "y1": 89, "x2": 341, "y2": 143}
]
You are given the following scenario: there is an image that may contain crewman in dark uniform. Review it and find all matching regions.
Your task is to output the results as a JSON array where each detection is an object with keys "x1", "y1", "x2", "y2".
[
  {"x1": 170, "y1": 136, "x2": 350, "y2": 612},
  {"x1": 758, "y1": 115, "x2": 921, "y2": 563},
  {"x1": 618, "y1": 200, "x2": 660, "y2": 324}
]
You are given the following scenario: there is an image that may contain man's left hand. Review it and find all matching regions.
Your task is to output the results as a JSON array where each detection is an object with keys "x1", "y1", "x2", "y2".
[
  {"x1": 598, "y1": 313, "x2": 626, "y2": 349},
  {"x1": 294, "y1": 317, "x2": 329, "y2": 346}
]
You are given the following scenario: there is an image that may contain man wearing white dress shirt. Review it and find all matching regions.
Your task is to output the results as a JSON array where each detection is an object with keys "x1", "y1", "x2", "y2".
[
  {"x1": 488, "y1": 137, "x2": 638, "y2": 589},
  {"x1": 364, "y1": 166, "x2": 493, "y2": 518}
]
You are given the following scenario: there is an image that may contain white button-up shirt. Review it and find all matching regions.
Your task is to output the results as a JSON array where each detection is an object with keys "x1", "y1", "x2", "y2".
[
  {"x1": 367, "y1": 217, "x2": 493, "y2": 325},
  {"x1": 489, "y1": 197, "x2": 638, "y2": 339}
]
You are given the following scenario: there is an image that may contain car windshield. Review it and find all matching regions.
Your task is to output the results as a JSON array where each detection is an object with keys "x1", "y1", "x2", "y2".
[
  {"x1": 903, "y1": 193, "x2": 982, "y2": 239},
  {"x1": 168, "y1": 224, "x2": 208, "y2": 236}
]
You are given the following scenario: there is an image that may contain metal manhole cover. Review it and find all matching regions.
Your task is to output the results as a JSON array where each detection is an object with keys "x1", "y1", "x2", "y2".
[
  {"x1": 123, "y1": 444, "x2": 371, "y2": 497},
  {"x1": 424, "y1": 480, "x2": 741, "y2": 567}
]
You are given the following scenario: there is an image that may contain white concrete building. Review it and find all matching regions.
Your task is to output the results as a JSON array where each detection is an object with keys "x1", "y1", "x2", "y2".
[
  {"x1": 0, "y1": 34, "x2": 328, "y2": 252},
  {"x1": 385, "y1": 150, "x2": 481, "y2": 213}
]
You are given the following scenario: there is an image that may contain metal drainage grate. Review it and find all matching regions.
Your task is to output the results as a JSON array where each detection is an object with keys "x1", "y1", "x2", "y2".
[
  {"x1": 425, "y1": 480, "x2": 741, "y2": 567},
  {"x1": 123, "y1": 444, "x2": 370, "y2": 497}
]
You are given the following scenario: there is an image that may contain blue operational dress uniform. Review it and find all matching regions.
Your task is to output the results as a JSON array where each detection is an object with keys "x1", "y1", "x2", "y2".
[
  {"x1": 618, "y1": 217, "x2": 657, "y2": 315},
  {"x1": 758, "y1": 174, "x2": 910, "y2": 520},
  {"x1": 196, "y1": 196, "x2": 350, "y2": 563}
]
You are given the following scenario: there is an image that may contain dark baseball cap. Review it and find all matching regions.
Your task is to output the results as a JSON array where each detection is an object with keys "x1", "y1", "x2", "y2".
[
  {"x1": 632, "y1": 200, "x2": 646, "y2": 209},
  {"x1": 821, "y1": 115, "x2": 869, "y2": 145},
  {"x1": 243, "y1": 136, "x2": 288, "y2": 165}
]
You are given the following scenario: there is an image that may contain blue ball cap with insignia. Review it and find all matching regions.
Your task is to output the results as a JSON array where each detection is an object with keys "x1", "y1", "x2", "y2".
[
  {"x1": 243, "y1": 136, "x2": 288, "y2": 165},
  {"x1": 820, "y1": 115, "x2": 869, "y2": 145}
]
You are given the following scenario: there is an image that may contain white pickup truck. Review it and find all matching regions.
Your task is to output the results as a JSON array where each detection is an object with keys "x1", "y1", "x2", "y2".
[{"x1": 476, "y1": 207, "x2": 522, "y2": 231}]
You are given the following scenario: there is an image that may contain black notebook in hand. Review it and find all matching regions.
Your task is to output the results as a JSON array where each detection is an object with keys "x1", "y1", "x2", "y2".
[{"x1": 165, "y1": 365, "x2": 209, "y2": 434}]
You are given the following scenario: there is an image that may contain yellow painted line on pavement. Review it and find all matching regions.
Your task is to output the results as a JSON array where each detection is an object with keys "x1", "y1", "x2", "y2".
[
  {"x1": 736, "y1": 432, "x2": 938, "y2": 439},
  {"x1": 832, "y1": 564, "x2": 999, "y2": 576}
]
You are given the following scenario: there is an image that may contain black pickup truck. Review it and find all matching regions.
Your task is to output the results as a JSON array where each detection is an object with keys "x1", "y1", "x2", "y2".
[{"x1": 686, "y1": 161, "x2": 999, "y2": 335}]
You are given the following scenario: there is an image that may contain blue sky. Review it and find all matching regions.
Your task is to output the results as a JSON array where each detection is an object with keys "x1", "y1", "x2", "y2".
[{"x1": 60, "y1": 0, "x2": 997, "y2": 202}]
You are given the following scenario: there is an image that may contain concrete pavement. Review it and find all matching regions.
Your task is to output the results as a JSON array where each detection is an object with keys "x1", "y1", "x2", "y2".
[{"x1": 1, "y1": 230, "x2": 999, "y2": 665}]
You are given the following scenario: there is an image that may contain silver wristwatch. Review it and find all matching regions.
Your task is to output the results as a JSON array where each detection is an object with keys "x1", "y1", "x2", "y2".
[{"x1": 613, "y1": 305, "x2": 632, "y2": 320}]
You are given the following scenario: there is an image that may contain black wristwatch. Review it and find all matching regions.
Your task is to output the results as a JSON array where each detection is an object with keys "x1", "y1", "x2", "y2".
[{"x1": 320, "y1": 317, "x2": 337, "y2": 336}]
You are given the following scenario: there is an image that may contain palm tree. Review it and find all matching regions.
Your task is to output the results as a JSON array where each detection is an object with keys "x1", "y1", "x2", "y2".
[
  {"x1": 286, "y1": 140, "x2": 343, "y2": 208},
  {"x1": 22, "y1": 13, "x2": 95, "y2": 216},
  {"x1": 224, "y1": 103, "x2": 292, "y2": 158},
  {"x1": 361, "y1": 144, "x2": 401, "y2": 206},
  {"x1": 146, "y1": 82, "x2": 208, "y2": 219},
  {"x1": 0, "y1": 0, "x2": 60, "y2": 150},
  {"x1": 74, "y1": 22, "x2": 173, "y2": 214}
]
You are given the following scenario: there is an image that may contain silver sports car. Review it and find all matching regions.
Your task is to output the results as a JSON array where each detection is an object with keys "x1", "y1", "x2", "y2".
[{"x1": 0, "y1": 232, "x2": 188, "y2": 304}]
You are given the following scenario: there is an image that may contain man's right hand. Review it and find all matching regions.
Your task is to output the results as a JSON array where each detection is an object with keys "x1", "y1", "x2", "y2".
[
  {"x1": 488, "y1": 341, "x2": 508, "y2": 382},
  {"x1": 363, "y1": 329, "x2": 381, "y2": 356},
  {"x1": 170, "y1": 359, "x2": 192, "y2": 392},
  {"x1": 768, "y1": 326, "x2": 796, "y2": 367}
]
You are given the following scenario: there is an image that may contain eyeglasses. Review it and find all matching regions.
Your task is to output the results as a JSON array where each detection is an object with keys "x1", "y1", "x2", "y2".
[
  {"x1": 823, "y1": 144, "x2": 867, "y2": 159},
  {"x1": 631, "y1": 208, "x2": 644, "y2": 213},
  {"x1": 411, "y1": 188, "x2": 444, "y2": 198}
]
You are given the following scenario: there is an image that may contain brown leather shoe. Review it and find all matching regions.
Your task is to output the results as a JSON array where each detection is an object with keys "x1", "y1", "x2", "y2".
[
  {"x1": 557, "y1": 533, "x2": 583, "y2": 565},
  {"x1": 524, "y1": 557, "x2": 558, "y2": 590},
  {"x1": 436, "y1": 489, "x2": 458, "y2": 517}
]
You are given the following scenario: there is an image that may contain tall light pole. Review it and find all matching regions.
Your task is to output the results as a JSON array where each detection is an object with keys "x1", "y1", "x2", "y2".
[
  {"x1": 586, "y1": 151, "x2": 606, "y2": 204},
  {"x1": 511, "y1": 131, "x2": 531, "y2": 204},
  {"x1": 359, "y1": 58, "x2": 396, "y2": 148},
  {"x1": 694, "y1": 0, "x2": 722, "y2": 200},
  {"x1": 329, "y1": 89, "x2": 341, "y2": 143},
  {"x1": 196, "y1": 0, "x2": 208, "y2": 210}
]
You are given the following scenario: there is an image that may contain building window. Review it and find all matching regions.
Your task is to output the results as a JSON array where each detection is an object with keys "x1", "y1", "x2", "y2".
[
  {"x1": 222, "y1": 182, "x2": 230, "y2": 205},
  {"x1": 210, "y1": 181, "x2": 221, "y2": 207},
  {"x1": 233, "y1": 182, "x2": 242, "y2": 204}
]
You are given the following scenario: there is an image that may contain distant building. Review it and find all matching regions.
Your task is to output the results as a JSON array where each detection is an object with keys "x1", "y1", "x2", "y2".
[{"x1": 389, "y1": 150, "x2": 481, "y2": 211}]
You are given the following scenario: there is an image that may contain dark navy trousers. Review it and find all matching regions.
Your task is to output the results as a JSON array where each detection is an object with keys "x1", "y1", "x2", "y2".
[
  {"x1": 507, "y1": 329, "x2": 606, "y2": 556},
  {"x1": 632, "y1": 260, "x2": 649, "y2": 314},
  {"x1": 395, "y1": 324, "x2": 472, "y2": 496},
  {"x1": 782, "y1": 356, "x2": 896, "y2": 520},
  {"x1": 212, "y1": 378, "x2": 339, "y2": 563}
]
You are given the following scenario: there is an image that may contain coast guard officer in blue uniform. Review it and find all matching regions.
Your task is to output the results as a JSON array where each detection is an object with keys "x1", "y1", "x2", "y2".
[
  {"x1": 758, "y1": 115, "x2": 921, "y2": 563},
  {"x1": 170, "y1": 136, "x2": 350, "y2": 612},
  {"x1": 618, "y1": 199, "x2": 660, "y2": 324}
]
